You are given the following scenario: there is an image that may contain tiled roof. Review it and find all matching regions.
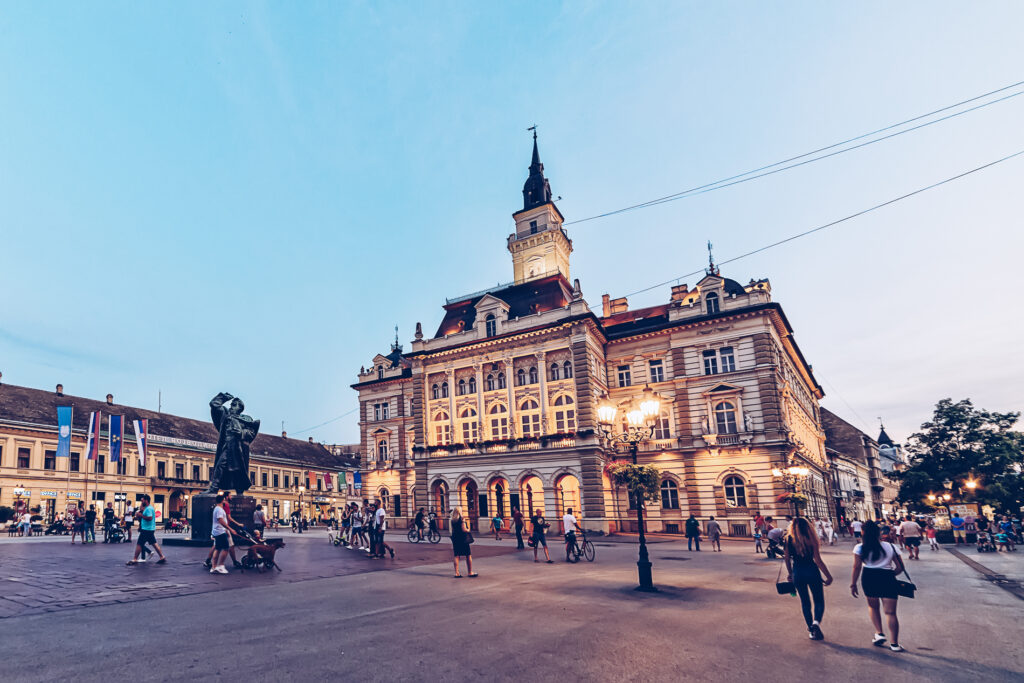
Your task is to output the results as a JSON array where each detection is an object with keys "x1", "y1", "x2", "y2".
[
  {"x1": 434, "y1": 274, "x2": 573, "y2": 338},
  {"x1": 821, "y1": 407, "x2": 874, "y2": 464},
  {"x1": 0, "y1": 383, "x2": 357, "y2": 470}
]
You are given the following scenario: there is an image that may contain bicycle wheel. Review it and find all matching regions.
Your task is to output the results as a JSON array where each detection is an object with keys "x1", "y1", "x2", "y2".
[
  {"x1": 566, "y1": 545, "x2": 579, "y2": 563},
  {"x1": 428, "y1": 529, "x2": 441, "y2": 544},
  {"x1": 583, "y1": 541, "x2": 595, "y2": 562},
  {"x1": 407, "y1": 528, "x2": 419, "y2": 543}
]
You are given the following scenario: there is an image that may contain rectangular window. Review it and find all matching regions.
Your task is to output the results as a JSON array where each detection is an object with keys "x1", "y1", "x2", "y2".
[
  {"x1": 273, "y1": 474, "x2": 280, "y2": 488},
  {"x1": 648, "y1": 359, "x2": 664, "y2": 383},
  {"x1": 262, "y1": 472, "x2": 268, "y2": 487},
  {"x1": 720, "y1": 346, "x2": 736, "y2": 373},
  {"x1": 529, "y1": 220, "x2": 538, "y2": 234},
  {"x1": 617, "y1": 365, "x2": 632, "y2": 387},
  {"x1": 70, "y1": 452, "x2": 80, "y2": 472},
  {"x1": 521, "y1": 413, "x2": 541, "y2": 437},
  {"x1": 284, "y1": 475, "x2": 290, "y2": 489},
  {"x1": 17, "y1": 447, "x2": 30, "y2": 469},
  {"x1": 157, "y1": 461, "x2": 166, "y2": 478},
  {"x1": 175, "y1": 463, "x2": 184, "y2": 479},
  {"x1": 653, "y1": 413, "x2": 671, "y2": 440},
  {"x1": 96, "y1": 454, "x2": 105, "y2": 473},
  {"x1": 435, "y1": 423, "x2": 451, "y2": 445},
  {"x1": 462, "y1": 421, "x2": 478, "y2": 442},
  {"x1": 702, "y1": 350, "x2": 718, "y2": 375},
  {"x1": 44, "y1": 449, "x2": 57, "y2": 470},
  {"x1": 491, "y1": 417, "x2": 509, "y2": 440},
  {"x1": 317, "y1": 478, "x2": 323, "y2": 491},
  {"x1": 117, "y1": 458, "x2": 127, "y2": 475},
  {"x1": 374, "y1": 403, "x2": 389, "y2": 420},
  {"x1": 138, "y1": 460, "x2": 146, "y2": 476},
  {"x1": 193, "y1": 465, "x2": 201, "y2": 480}
]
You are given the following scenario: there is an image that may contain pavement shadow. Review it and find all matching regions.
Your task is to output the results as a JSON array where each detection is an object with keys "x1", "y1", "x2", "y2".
[
  {"x1": 819, "y1": 640, "x2": 1022, "y2": 680},
  {"x1": 555, "y1": 580, "x2": 732, "y2": 606}
]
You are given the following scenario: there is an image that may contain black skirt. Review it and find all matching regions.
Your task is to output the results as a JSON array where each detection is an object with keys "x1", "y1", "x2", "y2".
[
  {"x1": 861, "y1": 567, "x2": 898, "y2": 599},
  {"x1": 451, "y1": 536, "x2": 471, "y2": 557}
]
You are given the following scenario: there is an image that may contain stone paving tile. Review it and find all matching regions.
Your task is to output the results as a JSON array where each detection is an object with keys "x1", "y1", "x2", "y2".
[{"x1": 0, "y1": 533, "x2": 516, "y2": 619}]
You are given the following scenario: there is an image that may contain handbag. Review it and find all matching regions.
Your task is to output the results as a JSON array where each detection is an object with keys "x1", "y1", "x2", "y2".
[
  {"x1": 465, "y1": 531, "x2": 475, "y2": 544},
  {"x1": 890, "y1": 543, "x2": 916, "y2": 598},
  {"x1": 775, "y1": 563, "x2": 795, "y2": 596}
]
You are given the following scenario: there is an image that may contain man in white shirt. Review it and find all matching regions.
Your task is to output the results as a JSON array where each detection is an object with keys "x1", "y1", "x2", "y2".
[
  {"x1": 897, "y1": 518, "x2": 922, "y2": 560},
  {"x1": 563, "y1": 508, "x2": 581, "y2": 559},
  {"x1": 851, "y1": 519, "x2": 864, "y2": 539},
  {"x1": 209, "y1": 495, "x2": 231, "y2": 574},
  {"x1": 371, "y1": 502, "x2": 395, "y2": 559}
]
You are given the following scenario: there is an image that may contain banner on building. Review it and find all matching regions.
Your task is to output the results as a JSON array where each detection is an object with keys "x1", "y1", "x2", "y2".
[
  {"x1": 353, "y1": 471, "x2": 362, "y2": 490},
  {"x1": 109, "y1": 414, "x2": 124, "y2": 462},
  {"x1": 133, "y1": 418, "x2": 149, "y2": 466},
  {"x1": 338, "y1": 471, "x2": 347, "y2": 486},
  {"x1": 56, "y1": 406, "x2": 73, "y2": 458},
  {"x1": 324, "y1": 472, "x2": 332, "y2": 489},
  {"x1": 85, "y1": 411, "x2": 101, "y2": 460}
]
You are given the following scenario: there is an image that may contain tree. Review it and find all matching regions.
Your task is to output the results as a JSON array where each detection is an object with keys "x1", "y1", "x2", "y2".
[{"x1": 895, "y1": 398, "x2": 1024, "y2": 513}]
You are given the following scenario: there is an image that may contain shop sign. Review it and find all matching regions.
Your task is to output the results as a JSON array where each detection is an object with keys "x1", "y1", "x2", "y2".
[
  {"x1": 313, "y1": 496, "x2": 329, "y2": 503},
  {"x1": 67, "y1": 492, "x2": 82, "y2": 499},
  {"x1": 147, "y1": 433, "x2": 218, "y2": 452},
  {"x1": 114, "y1": 493, "x2": 128, "y2": 502},
  {"x1": 40, "y1": 490, "x2": 58, "y2": 499}
]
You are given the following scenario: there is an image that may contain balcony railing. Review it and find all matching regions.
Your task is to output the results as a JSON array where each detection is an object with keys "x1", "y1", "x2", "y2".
[{"x1": 421, "y1": 435, "x2": 577, "y2": 459}]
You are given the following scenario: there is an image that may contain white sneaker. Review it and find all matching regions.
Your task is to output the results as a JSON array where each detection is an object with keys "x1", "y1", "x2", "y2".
[
  {"x1": 214, "y1": 566, "x2": 229, "y2": 574},
  {"x1": 889, "y1": 643, "x2": 904, "y2": 652},
  {"x1": 872, "y1": 633, "x2": 887, "y2": 647}
]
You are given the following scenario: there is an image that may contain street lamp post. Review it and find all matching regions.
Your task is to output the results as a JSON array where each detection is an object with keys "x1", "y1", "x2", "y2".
[
  {"x1": 597, "y1": 385, "x2": 662, "y2": 592},
  {"x1": 13, "y1": 486, "x2": 26, "y2": 514},
  {"x1": 771, "y1": 464, "x2": 811, "y2": 516}
]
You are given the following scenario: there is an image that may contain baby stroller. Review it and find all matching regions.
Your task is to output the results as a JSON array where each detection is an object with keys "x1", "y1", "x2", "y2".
[
  {"x1": 107, "y1": 524, "x2": 127, "y2": 544},
  {"x1": 766, "y1": 536, "x2": 786, "y2": 559},
  {"x1": 45, "y1": 519, "x2": 69, "y2": 535},
  {"x1": 976, "y1": 530, "x2": 997, "y2": 553},
  {"x1": 235, "y1": 527, "x2": 285, "y2": 572}
]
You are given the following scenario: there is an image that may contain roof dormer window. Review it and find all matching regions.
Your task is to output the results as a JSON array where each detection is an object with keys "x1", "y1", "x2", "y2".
[
  {"x1": 705, "y1": 292, "x2": 720, "y2": 314},
  {"x1": 377, "y1": 366, "x2": 384, "y2": 380},
  {"x1": 485, "y1": 313, "x2": 497, "y2": 337},
  {"x1": 530, "y1": 220, "x2": 538, "y2": 234}
]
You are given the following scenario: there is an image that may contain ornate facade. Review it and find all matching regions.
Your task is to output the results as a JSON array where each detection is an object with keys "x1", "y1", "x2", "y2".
[{"x1": 354, "y1": 138, "x2": 831, "y2": 536}]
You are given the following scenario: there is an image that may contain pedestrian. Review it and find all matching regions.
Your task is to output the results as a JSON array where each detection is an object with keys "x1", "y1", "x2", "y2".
[
  {"x1": 897, "y1": 517, "x2": 922, "y2": 560},
  {"x1": 706, "y1": 516, "x2": 722, "y2": 552},
  {"x1": 823, "y1": 518, "x2": 836, "y2": 546},
  {"x1": 563, "y1": 508, "x2": 582, "y2": 560},
  {"x1": 784, "y1": 517, "x2": 833, "y2": 640},
  {"x1": 998, "y1": 515, "x2": 1016, "y2": 551},
  {"x1": 84, "y1": 504, "x2": 97, "y2": 543},
  {"x1": 851, "y1": 518, "x2": 863, "y2": 540},
  {"x1": 341, "y1": 505, "x2": 352, "y2": 545},
  {"x1": 925, "y1": 521, "x2": 938, "y2": 551},
  {"x1": 208, "y1": 495, "x2": 231, "y2": 574},
  {"x1": 491, "y1": 513, "x2": 503, "y2": 541},
  {"x1": 19, "y1": 510, "x2": 32, "y2": 537},
  {"x1": 753, "y1": 528, "x2": 764, "y2": 554},
  {"x1": 351, "y1": 504, "x2": 365, "y2": 550},
  {"x1": 123, "y1": 503, "x2": 134, "y2": 543},
  {"x1": 753, "y1": 511, "x2": 765, "y2": 534},
  {"x1": 850, "y1": 520, "x2": 906, "y2": 652},
  {"x1": 70, "y1": 504, "x2": 83, "y2": 544},
  {"x1": 102, "y1": 503, "x2": 116, "y2": 542},
  {"x1": 685, "y1": 514, "x2": 701, "y2": 551},
  {"x1": 449, "y1": 507, "x2": 476, "y2": 578},
  {"x1": 512, "y1": 506, "x2": 525, "y2": 550},
  {"x1": 127, "y1": 494, "x2": 166, "y2": 565},
  {"x1": 374, "y1": 501, "x2": 395, "y2": 558},
  {"x1": 950, "y1": 513, "x2": 966, "y2": 544},
  {"x1": 530, "y1": 508, "x2": 553, "y2": 563},
  {"x1": 252, "y1": 504, "x2": 266, "y2": 540},
  {"x1": 414, "y1": 507, "x2": 426, "y2": 541}
]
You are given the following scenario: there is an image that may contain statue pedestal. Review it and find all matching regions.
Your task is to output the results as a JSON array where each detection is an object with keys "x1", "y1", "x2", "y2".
[{"x1": 164, "y1": 493, "x2": 257, "y2": 547}]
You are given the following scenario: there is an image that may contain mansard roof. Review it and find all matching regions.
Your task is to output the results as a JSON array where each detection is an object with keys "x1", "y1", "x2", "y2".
[
  {"x1": 433, "y1": 274, "x2": 573, "y2": 338},
  {"x1": 821, "y1": 407, "x2": 875, "y2": 464},
  {"x1": 0, "y1": 383, "x2": 354, "y2": 469}
]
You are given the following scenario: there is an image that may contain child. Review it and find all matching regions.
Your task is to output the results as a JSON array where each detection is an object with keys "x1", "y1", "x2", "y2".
[
  {"x1": 753, "y1": 529, "x2": 763, "y2": 553},
  {"x1": 926, "y1": 522, "x2": 938, "y2": 551},
  {"x1": 995, "y1": 530, "x2": 1011, "y2": 552},
  {"x1": 491, "y1": 514, "x2": 503, "y2": 541}
]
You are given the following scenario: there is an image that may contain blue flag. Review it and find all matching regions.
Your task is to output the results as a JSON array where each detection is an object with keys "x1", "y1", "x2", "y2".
[
  {"x1": 353, "y1": 470, "x2": 362, "y2": 490},
  {"x1": 56, "y1": 406, "x2": 73, "y2": 457},
  {"x1": 109, "y1": 414, "x2": 124, "y2": 462}
]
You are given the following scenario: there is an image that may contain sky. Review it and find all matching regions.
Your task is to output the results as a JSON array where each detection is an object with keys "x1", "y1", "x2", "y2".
[{"x1": 2, "y1": 2, "x2": 1022, "y2": 447}]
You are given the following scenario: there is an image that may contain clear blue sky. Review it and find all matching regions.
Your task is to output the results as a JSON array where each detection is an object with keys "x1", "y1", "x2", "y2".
[{"x1": 2, "y1": 3, "x2": 1022, "y2": 445}]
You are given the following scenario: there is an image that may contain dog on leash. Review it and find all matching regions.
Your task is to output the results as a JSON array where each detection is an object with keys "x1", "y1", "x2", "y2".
[{"x1": 244, "y1": 537, "x2": 286, "y2": 572}]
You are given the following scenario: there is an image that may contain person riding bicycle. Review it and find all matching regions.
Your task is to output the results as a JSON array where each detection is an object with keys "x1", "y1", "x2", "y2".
[
  {"x1": 563, "y1": 508, "x2": 582, "y2": 559},
  {"x1": 415, "y1": 507, "x2": 427, "y2": 541}
]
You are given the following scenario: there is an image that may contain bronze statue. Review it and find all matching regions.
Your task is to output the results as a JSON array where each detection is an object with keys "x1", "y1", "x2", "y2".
[{"x1": 205, "y1": 392, "x2": 260, "y2": 495}]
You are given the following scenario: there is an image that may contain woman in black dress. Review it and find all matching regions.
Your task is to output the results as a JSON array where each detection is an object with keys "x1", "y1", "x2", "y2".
[{"x1": 450, "y1": 507, "x2": 476, "y2": 578}]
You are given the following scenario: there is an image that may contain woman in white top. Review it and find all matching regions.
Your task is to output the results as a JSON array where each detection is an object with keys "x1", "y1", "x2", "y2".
[
  {"x1": 850, "y1": 520, "x2": 906, "y2": 652},
  {"x1": 822, "y1": 519, "x2": 835, "y2": 546}
]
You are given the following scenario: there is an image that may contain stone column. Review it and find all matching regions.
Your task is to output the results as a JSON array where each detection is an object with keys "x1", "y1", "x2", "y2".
[
  {"x1": 474, "y1": 363, "x2": 484, "y2": 439},
  {"x1": 505, "y1": 356, "x2": 517, "y2": 437},
  {"x1": 536, "y1": 351, "x2": 548, "y2": 432},
  {"x1": 446, "y1": 369, "x2": 455, "y2": 443}
]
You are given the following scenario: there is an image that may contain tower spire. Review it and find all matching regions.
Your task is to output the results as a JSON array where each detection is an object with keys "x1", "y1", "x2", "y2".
[
  {"x1": 706, "y1": 240, "x2": 719, "y2": 276},
  {"x1": 522, "y1": 125, "x2": 552, "y2": 210}
]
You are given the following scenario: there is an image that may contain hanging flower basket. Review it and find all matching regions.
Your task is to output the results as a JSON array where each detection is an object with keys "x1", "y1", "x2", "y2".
[
  {"x1": 777, "y1": 492, "x2": 808, "y2": 505},
  {"x1": 607, "y1": 462, "x2": 661, "y2": 504}
]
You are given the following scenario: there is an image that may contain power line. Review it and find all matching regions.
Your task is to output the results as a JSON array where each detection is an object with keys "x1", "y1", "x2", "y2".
[
  {"x1": 622, "y1": 149, "x2": 1024, "y2": 298},
  {"x1": 292, "y1": 406, "x2": 359, "y2": 436},
  {"x1": 566, "y1": 79, "x2": 1024, "y2": 226}
]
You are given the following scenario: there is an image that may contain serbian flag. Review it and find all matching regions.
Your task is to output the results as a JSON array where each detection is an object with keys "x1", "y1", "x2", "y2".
[
  {"x1": 324, "y1": 472, "x2": 332, "y2": 489},
  {"x1": 84, "y1": 411, "x2": 101, "y2": 460},
  {"x1": 133, "y1": 418, "x2": 148, "y2": 466},
  {"x1": 56, "y1": 406, "x2": 74, "y2": 458},
  {"x1": 109, "y1": 414, "x2": 124, "y2": 462}
]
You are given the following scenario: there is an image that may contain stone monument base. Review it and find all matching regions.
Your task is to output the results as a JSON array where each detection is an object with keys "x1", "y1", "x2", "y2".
[{"x1": 162, "y1": 492, "x2": 257, "y2": 547}]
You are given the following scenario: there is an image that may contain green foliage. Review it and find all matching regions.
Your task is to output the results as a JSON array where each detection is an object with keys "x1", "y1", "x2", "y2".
[
  {"x1": 895, "y1": 398, "x2": 1024, "y2": 513},
  {"x1": 607, "y1": 462, "x2": 661, "y2": 503},
  {"x1": 0, "y1": 506, "x2": 13, "y2": 523}
]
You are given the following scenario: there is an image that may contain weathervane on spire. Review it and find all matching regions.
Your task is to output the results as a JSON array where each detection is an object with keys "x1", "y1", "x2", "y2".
[
  {"x1": 706, "y1": 240, "x2": 719, "y2": 276},
  {"x1": 527, "y1": 124, "x2": 537, "y2": 140},
  {"x1": 392, "y1": 325, "x2": 400, "y2": 352}
]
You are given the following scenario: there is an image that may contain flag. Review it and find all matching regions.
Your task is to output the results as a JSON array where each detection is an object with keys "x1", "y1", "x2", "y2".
[
  {"x1": 84, "y1": 411, "x2": 101, "y2": 460},
  {"x1": 109, "y1": 415, "x2": 124, "y2": 462},
  {"x1": 353, "y1": 471, "x2": 362, "y2": 490},
  {"x1": 324, "y1": 472, "x2": 332, "y2": 489},
  {"x1": 133, "y1": 418, "x2": 148, "y2": 466},
  {"x1": 338, "y1": 471, "x2": 347, "y2": 486},
  {"x1": 56, "y1": 406, "x2": 74, "y2": 458}
]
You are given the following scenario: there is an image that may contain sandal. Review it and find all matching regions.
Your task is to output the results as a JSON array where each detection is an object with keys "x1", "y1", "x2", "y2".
[
  {"x1": 468, "y1": 573, "x2": 479, "y2": 577},
  {"x1": 126, "y1": 560, "x2": 137, "y2": 566},
  {"x1": 453, "y1": 574, "x2": 463, "y2": 578},
  {"x1": 546, "y1": 560, "x2": 554, "y2": 564}
]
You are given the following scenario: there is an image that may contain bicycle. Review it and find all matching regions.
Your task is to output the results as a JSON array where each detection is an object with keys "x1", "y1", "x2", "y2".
[
  {"x1": 565, "y1": 528, "x2": 595, "y2": 563},
  {"x1": 407, "y1": 524, "x2": 441, "y2": 544}
]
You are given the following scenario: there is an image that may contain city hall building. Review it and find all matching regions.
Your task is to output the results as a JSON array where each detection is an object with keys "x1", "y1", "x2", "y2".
[
  {"x1": 0, "y1": 383, "x2": 359, "y2": 524},
  {"x1": 354, "y1": 137, "x2": 832, "y2": 536}
]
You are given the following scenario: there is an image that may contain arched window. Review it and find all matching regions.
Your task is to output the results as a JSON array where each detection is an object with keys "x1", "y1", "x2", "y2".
[
  {"x1": 441, "y1": 381, "x2": 449, "y2": 398},
  {"x1": 549, "y1": 362, "x2": 560, "y2": 381},
  {"x1": 377, "y1": 366, "x2": 384, "y2": 380},
  {"x1": 497, "y1": 372, "x2": 506, "y2": 389},
  {"x1": 379, "y1": 487, "x2": 390, "y2": 504},
  {"x1": 460, "y1": 407, "x2": 478, "y2": 442},
  {"x1": 457, "y1": 379, "x2": 466, "y2": 396},
  {"x1": 652, "y1": 410, "x2": 672, "y2": 440},
  {"x1": 433, "y1": 411, "x2": 451, "y2": 445},
  {"x1": 714, "y1": 401, "x2": 738, "y2": 434},
  {"x1": 489, "y1": 403, "x2": 509, "y2": 439},
  {"x1": 519, "y1": 398, "x2": 541, "y2": 437},
  {"x1": 468, "y1": 377, "x2": 476, "y2": 394},
  {"x1": 660, "y1": 479, "x2": 679, "y2": 509},
  {"x1": 485, "y1": 374, "x2": 495, "y2": 391},
  {"x1": 431, "y1": 383, "x2": 440, "y2": 400},
  {"x1": 563, "y1": 360, "x2": 573, "y2": 379},
  {"x1": 377, "y1": 439, "x2": 389, "y2": 459},
  {"x1": 516, "y1": 368, "x2": 526, "y2": 386},
  {"x1": 724, "y1": 475, "x2": 746, "y2": 507},
  {"x1": 552, "y1": 394, "x2": 576, "y2": 432},
  {"x1": 705, "y1": 292, "x2": 720, "y2": 314},
  {"x1": 485, "y1": 314, "x2": 497, "y2": 337},
  {"x1": 528, "y1": 366, "x2": 538, "y2": 384}
]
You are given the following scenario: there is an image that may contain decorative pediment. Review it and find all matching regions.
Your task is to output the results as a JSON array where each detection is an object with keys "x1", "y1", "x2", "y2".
[
  {"x1": 371, "y1": 427, "x2": 391, "y2": 436},
  {"x1": 696, "y1": 274, "x2": 723, "y2": 290},
  {"x1": 702, "y1": 382, "x2": 742, "y2": 396},
  {"x1": 475, "y1": 294, "x2": 511, "y2": 315}
]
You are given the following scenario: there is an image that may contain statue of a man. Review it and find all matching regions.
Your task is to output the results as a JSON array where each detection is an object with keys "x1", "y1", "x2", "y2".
[{"x1": 205, "y1": 392, "x2": 260, "y2": 495}]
